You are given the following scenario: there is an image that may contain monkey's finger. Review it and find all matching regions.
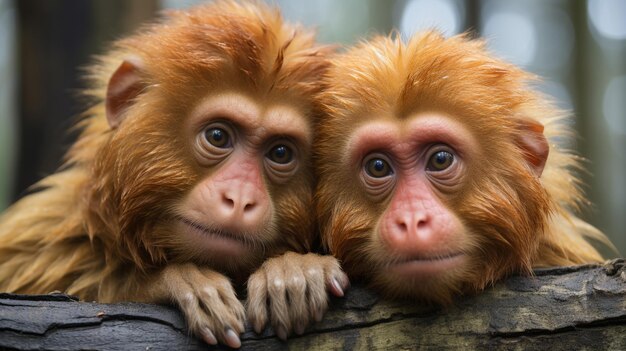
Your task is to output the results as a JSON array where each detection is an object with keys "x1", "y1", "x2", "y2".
[
  {"x1": 199, "y1": 327, "x2": 217, "y2": 346},
  {"x1": 167, "y1": 280, "x2": 212, "y2": 345},
  {"x1": 223, "y1": 328, "x2": 242, "y2": 349},
  {"x1": 183, "y1": 266, "x2": 243, "y2": 347},
  {"x1": 246, "y1": 269, "x2": 269, "y2": 334},
  {"x1": 327, "y1": 270, "x2": 350, "y2": 297},
  {"x1": 265, "y1": 260, "x2": 291, "y2": 340},
  {"x1": 161, "y1": 265, "x2": 221, "y2": 345},
  {"x1": 283, "y1": 260, "x2": 308, "y2": 335},
  {"x1": 321, "y1": 256, "x2": 350, "y2": 297},
  {"x1": 184, "y1": 268, "x2": 231, "y2": 320},
  {"x1": 220, "y1": 294, "x2": 246, "y2": 334},
  {"x1": 197, "y1": 286, "x2": 243, "y2": 348},
  {"x1": 208, "y1": 272, "x2": 245, "y2": 333},
  {"x1": 301, "y1": 261, "x2": 328, "y2": 323}
]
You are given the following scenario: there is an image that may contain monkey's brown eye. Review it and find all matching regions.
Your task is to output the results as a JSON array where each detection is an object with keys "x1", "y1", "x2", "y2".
[
  {"x1": 205, "y1": 127, "x2": 230, "y2": 148},
  {"x1": 427, "y1": 151, "x2": 454, "y2": 171},
  {"x1": 267, "y1": 145, "x2": 293, "y2": 164},
  {"x1": 366, "y1": 158, "x2": 393, "y2": 178}
]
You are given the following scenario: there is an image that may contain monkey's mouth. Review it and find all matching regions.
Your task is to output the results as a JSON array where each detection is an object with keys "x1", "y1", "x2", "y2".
[
  {"x1": 178, "y1": 217, "x2": 253, "y2": 248},
  {"x1": 181, "y1": 218, "x2": 245, "y2": 244},
  {"x1": 389, "y1": 252, "x2": 465, "y2": 276}
]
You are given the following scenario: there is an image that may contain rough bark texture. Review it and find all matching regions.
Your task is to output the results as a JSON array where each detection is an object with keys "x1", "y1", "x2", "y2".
[{"x1": 1, "y1": 260, "x2": 625, "y2": 350}]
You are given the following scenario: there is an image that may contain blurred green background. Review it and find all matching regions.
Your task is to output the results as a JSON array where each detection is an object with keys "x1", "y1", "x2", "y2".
[{"x1": 0, "y1": 0, "x2": 624, "y2": 256}]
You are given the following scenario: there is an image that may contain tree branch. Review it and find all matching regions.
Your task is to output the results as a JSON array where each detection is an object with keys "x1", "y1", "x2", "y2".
[{"x1": 1, "y1": 259, "x2": 625, "y2": 350}]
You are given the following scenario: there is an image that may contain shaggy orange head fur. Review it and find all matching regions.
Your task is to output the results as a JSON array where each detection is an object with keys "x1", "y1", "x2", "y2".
[{"x1": 316, "y1": 31, "x2": 609, "y2": 303}]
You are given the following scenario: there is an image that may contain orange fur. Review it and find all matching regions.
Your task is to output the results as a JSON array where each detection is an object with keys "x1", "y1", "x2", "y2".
[
  {"x1": 0, "y1": 1, "x2": 329, "y2": 304},
  {"x1": 316, "y1": 31, "x2": 610, "y2": 303}
]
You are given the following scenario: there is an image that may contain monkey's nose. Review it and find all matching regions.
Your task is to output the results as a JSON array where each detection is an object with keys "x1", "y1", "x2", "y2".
[
  {"x1": 215, "y1": 185, "x2": 269, "y2": 228},
  {"x1": 221, "y1": 191, "x2": 258, "y2": 215},
  {"x1": 380, "y1": 211, "x2": 441, "y2": 253},
  {"x1": 394, "y1": 212, "x2": 432, "y2": 240}
]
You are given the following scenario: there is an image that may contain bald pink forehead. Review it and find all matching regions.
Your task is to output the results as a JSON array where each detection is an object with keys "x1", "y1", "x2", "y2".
[
  {"x1": 345, "y1": 112, "x2": 479, "y2": 166},
  {"x1": 189, "y1": 92, "x2": 311, "y2": 148}
]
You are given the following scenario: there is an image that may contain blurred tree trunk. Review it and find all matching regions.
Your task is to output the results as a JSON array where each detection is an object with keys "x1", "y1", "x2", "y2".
[{"x1": 15, "y1": 0, "x2": 158, "y2": 200}]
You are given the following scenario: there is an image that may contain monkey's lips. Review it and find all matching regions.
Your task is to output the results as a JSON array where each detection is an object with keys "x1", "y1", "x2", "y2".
[
  {"x1": 178, "y1": 218, "x2": 253, "y2": 256},
  {"x1": 389, "y1": 252, "x2": 465, "y2": 277}
]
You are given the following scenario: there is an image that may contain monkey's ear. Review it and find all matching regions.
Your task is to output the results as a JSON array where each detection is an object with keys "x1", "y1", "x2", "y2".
[
  {"x1": 514, "y1": 118, "x2": 549, "y2": 177},
  {"x1": 106, "y1": 58, "x2": 145, "y2": 129}
]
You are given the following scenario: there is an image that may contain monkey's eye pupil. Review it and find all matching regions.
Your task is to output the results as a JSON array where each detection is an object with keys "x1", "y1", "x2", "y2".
[
  {"x1": 205, "y1": 128, "x2": 230, "y2": 148},
  {"x1": 366, "y1": 158, "x2": 392, "y2": 178},
  {"x1": 373, "y1": 159, "x2": 384, "y2": 171},
  {"x1": 427, "y1": 151, "x2": 454, "y2": 171},
  {"x1": 267, "y1": 145, "x2": 293, "y2": 164}
]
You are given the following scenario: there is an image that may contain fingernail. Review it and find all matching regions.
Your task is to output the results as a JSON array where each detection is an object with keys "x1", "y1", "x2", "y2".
[
  {"x1": 294, "y1": 322, "x2": 305, "y2": 335},
  {"x1": 200, "y1": 328, "x2": 217, "y2": 345},
  {"x1": 332, "y1": 277, "x2": 344, "y2": 297},
  {"x1": 224, "y1": 328, "x2": 241, "y2": 349},
  {"x1": 276, "y1": 326, "x2": 288, "y2": 341},
  {"x1": 341, "y1": 273, "x2": 351, "y2": 289}
]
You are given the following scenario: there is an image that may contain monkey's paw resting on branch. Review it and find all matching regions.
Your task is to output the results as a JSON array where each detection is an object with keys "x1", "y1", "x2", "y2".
[{"x1": 1, "y1": 260, "x2": 625, "y2": 350}]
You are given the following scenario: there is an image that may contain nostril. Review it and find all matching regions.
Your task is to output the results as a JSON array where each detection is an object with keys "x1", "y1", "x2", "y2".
[
  {"x1": 243, "y1": 202, "x2": 256, "y2": 212},
  {"x1": 222, "y1": 195, "x2": 235, "y2": 209},
  {"x1": 395, "y1": 220, "x2": 408, "y2": 233},
  {"x1": 417, "y1": 219, "x2": 428, "y2": 229}
]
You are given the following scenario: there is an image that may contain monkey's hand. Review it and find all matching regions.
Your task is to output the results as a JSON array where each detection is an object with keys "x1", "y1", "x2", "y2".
[
  {"x1": 246, "y1": 252, "x2": 349, "y2": 340},
  {"x1": 148, "y1": 263, "x2": 245, "y2": 348}
]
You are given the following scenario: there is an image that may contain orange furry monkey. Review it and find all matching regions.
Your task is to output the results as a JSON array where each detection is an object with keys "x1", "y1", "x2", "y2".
[
  {"x1": 316, "y1": 31, "x2": 610, "y2": 304},
  {"x1": 0, "y1": 1, "x2": 347, "y2": 347}
]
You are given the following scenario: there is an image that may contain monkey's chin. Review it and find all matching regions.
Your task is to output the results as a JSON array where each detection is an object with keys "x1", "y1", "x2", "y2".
[{"x1": 388, "y1": 253, "x2": 466, "y2": 278}]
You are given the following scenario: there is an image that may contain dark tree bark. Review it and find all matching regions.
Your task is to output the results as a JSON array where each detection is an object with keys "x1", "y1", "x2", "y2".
[{"x1": 1, "y1": 260, "x2": 625, "y2": 350}]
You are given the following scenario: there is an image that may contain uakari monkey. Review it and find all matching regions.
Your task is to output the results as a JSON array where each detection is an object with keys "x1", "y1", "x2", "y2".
[
  {"x1": 316, "y1": 31, "x2": 611, "y2": 304},
  {"x1": 0, "y1": 1, "x2": 347, "y2": 347}
]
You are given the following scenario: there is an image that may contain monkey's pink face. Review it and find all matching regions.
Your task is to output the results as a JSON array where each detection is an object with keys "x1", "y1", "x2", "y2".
[
  {"x1": 346, "y1": 113, "x2": 479, "y2": 286},
  {"x1": 174, "y1": 93, "x2": 311, "y2": 268}
]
